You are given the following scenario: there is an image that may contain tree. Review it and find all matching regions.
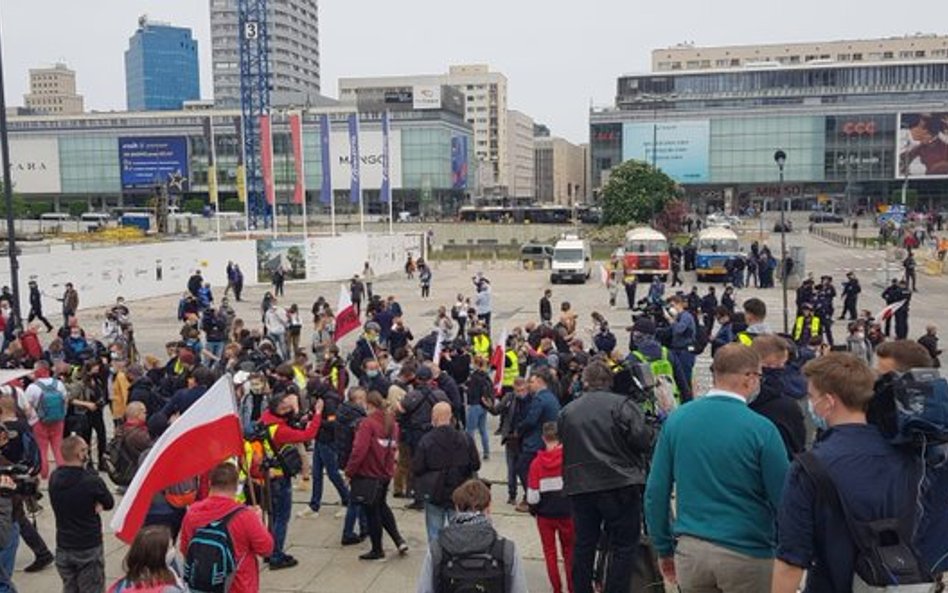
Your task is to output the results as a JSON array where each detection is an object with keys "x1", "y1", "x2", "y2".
[
  {"x1": 0, "y1": 182, "x2": 29, "y2": 219},
  {"x1": 221, "y1": 198, "x2": 243, "y2": 213},
  {"x1": 183, "y1": 198, "x2": 206, "y2": 215},
  {"x1": 655, "y1": 199, "x2": 689, "y2": 235},
  {"x1": 600, "y1": 160, "x2": 679, "y2": 226}
]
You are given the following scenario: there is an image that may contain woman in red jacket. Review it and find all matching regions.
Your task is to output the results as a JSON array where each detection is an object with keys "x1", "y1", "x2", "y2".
[{"x1": 345, "y1": 390, "x2": 408, "y2": 560}]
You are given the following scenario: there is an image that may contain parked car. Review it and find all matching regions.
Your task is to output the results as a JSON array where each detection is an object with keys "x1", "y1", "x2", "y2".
[
  {"x1": 809, "y1": 212, "x2": 844, "y2": 223},
  {"x1": 773, "y1": 220, "x2": 793, "y2": 232},
  {"x1": 520, "y1": 243, "x2": 554, "y2": 269},
  {"x1": 706, "y1": 213, "x2": 741, "y2": 228}
]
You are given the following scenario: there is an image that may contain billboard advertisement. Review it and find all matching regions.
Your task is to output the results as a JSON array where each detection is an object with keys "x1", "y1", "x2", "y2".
[
  {"x1": 412, "y1": 85, "x2": 442, "y2": 110},
  {"x1": 897, "y1": 112, "x2": 948, "y2": 178},
  {"x1": 8, "y1": 137, "x2": 60, "y2": 193},
  {"x1": 329, "y1": 129, "x2": 401, "y2": 191},
  {"x1": 119, "y1": 136, "x2": 190, "y2": 190},
  {"x1": 451, "y1": 136, "x2": 468, "y2": 190},
  {"x1": 622, "y1": 120, "x2": 710, "y2": 183}
]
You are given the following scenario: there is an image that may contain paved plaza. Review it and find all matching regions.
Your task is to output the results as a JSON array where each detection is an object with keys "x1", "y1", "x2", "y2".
[{"x1": 9, "y1": 228, "x2": 947, "y2": 593}]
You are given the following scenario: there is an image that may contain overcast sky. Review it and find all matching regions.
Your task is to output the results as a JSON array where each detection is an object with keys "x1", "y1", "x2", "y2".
[{"x1": 1, "y1": 1, "x2": 944, "y2": 143}]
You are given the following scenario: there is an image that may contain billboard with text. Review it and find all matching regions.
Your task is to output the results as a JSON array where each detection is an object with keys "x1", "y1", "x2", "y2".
[
  {"x1": 119, "y1": 136, "x2": 190, "y2": 190},
  {"x1": 897, "y1": 112, "x2": 948, "y2": 178},
  {"x1": 622, "y1": 120, "x2": 710, "y2": 183},
  {"x1": 329, "y1": 129, "x2": 401, "y2": 191},
  {"x1": 8, "y1": 137, "x2": 60, "y2": 193}
]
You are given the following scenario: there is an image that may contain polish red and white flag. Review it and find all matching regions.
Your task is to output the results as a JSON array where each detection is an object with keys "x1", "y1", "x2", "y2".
[
  {"x1": 110, "y1": 376, "x2": 243, "y2": 543},
  {"x1": 491, "y1": 328, "x2": 508, "y2": 396},
  {"x1": 334, "y1": 283, "x2": 361, "y2": 342},
  {"x1": 875, "y1": 300, "x2": 906, "y2": 322}
]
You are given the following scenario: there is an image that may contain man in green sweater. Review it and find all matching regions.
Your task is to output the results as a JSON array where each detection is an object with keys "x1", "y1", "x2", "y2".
[{"x1": 644, "y1": 343, "x2": 790, "y2": 593}]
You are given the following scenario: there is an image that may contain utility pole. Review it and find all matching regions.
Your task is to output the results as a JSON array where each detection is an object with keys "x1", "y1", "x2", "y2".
[{"x1": 0, "y1": 24, "x2": 22, "y2": 326}]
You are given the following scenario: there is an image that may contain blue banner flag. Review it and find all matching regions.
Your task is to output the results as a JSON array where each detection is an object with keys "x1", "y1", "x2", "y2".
[
  {"x1": 319, "y1": 114, "x2": 332, "y2": 205},
  {"x1": 348, "y1": 113, "x2": 361, "y2": 204}
]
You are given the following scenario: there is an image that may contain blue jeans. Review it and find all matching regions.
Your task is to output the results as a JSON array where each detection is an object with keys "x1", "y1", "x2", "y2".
[
  {"x1": 309, "y1": 442, "x2": 349, "y2": 512},
  {"x1": 270, "y1": 477, "x2": 292, "y2": 561},
  {"x1": 424, "y1": 502, "x2": 456, "y2": 543},
  {"x1": 672, "y1": 349, "x2": 696, "y2": 403},
  {"x1": 205, "y1": 341, "x2": 224, "y2": 360},
  {"x1": 466, "y1": 404, "x2": 489, "y2": 457},
  {"x1": 0, "y1": 520, "x2": 19, "y2": 593},
  {"x1": 343, "y1": 503, "x2": 367, "y2": 539}
]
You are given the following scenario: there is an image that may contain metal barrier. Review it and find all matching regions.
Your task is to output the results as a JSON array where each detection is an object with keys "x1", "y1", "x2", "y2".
[{"x1": 811, "y1": 226, "x2": 883, "y2": 250}]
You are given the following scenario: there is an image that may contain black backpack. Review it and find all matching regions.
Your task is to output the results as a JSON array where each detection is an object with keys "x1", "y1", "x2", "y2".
[
  {"x1": 105, "y1": 435, "x2": 139, "y2": 487},
  {"x1": 690, "y1": 322, "x2": 709, "y2": 355},
  {"x1": 184, "y1": 507, "x2": 246, "y2": 593},
  {"x1": 797, "y1": 452, "x2": 933, "y2": 589},
  {"x1": 432, "y1": 534, "x2": 512, "y2": 593}
]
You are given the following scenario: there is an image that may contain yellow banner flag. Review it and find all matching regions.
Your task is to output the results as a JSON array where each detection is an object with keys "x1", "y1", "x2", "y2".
[
  {"x1": 235, "y1": 165, "x2": 247, "y2": 203},
  {"x1": 207, "y1": 165, "x2": 219, "y2": 205}
]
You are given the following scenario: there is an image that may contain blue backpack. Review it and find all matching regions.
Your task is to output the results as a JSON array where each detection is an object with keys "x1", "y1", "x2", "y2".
[
  {"x1": 36, "y1": 381, "x2": 67, "y2": 424},
  {"x1": 184, "y1": 507, "x2": 246, "y2": 593}
]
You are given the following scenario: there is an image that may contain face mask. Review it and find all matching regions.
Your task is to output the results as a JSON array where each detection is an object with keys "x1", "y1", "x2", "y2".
[
  {"x1": 807, "y1": 399, "x2": 828, "y2": 431},
  {"x1": 366, "y1": 370, "x2": 379, "y2": 379}
]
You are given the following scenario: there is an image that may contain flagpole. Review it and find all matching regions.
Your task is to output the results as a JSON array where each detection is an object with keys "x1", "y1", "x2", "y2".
[
  {"x1": 384, "y1": 110, "x2": 393, "y2": 235},
  {"x1": 271, "y1": 110, "x2": 278, "y2": 239},
  {"x1": 300, "y1": 112, "x2": 308, "y2": 241},
  {"x1": 209, "y1": 117, "x2": 221, "y2": 241},
  {"x1": 237, "y1": 117, "x2": 250, "y2": 239}
]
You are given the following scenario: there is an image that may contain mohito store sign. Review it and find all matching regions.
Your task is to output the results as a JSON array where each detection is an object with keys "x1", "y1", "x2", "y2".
[{"x1": 841, "y1": 120, "x2": 878, "y2": 136}]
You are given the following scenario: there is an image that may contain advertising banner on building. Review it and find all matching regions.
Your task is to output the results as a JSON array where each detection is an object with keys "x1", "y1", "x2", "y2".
[
  {"x1": 203, "y1": 117, "x2": 218, "y2": 205},
  {"x1": 348, "y1": 114, "x2": 361, "y2": 204},
  {"x1": 330, "y1": 129, "x2": 402, "y2": 191},
  {"x1": 380, "y1": 111, "x2": 392, "y2": 203},
  {"x1": 8, "y1": 137, "x2": 60, "y2": 193},
  {"x1": 259, "y1": 114, "x2": 275, "y2": 205},
  {"x1": 622, "y1": 120, "x2": 710, "y2": 183},
  {"x1": 118, "y1": 136, "x2": 189, "y2": 190},
  {"x1": 233, "y1": 116, "x2": 247, "y2": 203},
  {"x1": 289, "y1": 112, "x2": 305, "y2": 205},
  {"x1": 451, "y1": 136, "x2": 468, "y2": 190},
  {"x1": 896, "y1": 112, "x2": 948, "y2": 178},
  {"x1": 412, "y1": 85, "x2": 442, "y2": 110},
  {"x1": 319, "y1": 114, "x2": 333, "y2": 204},
  {"x1": 256, "y1": 238, "x2": 307, "y2": 283}
]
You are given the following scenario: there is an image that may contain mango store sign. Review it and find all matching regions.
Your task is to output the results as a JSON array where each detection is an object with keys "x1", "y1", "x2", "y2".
[{"x1": 329, "y1": 129, "x2": 402, "y2": 191}]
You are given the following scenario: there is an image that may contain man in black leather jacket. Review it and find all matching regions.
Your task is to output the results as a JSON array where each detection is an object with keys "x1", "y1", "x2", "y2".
[{"x1": 558, "y1": 360, "x2": 654, "y2": 593}]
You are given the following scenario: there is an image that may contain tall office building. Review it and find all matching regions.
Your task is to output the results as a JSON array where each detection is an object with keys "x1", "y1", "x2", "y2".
[
  {"x1": 23, "y1": 63, "x2": 83, "y2": 115},
  {"x1": 210, "y1": 0, "x2": 321, "y2": 107},
  {"x1": 340, "y1": 64, "x2": 515, "y2": 195},
  {"x1": 125, "y1": 16, "x2": 200, "y2": 111},
  {"x1": 535, "y1": 136, "x2": 587, "y2": 205},
  {"x1": 506, "y1": 110, "x2": 535, "y2": 199}
]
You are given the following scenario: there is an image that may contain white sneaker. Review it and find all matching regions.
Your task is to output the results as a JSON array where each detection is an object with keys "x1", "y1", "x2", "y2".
[
  {"x1": 296, "y1": 508, "x2": 319, "y2": 519},
  {"x1": 333, "y1": 509, "x2": 346, "y2": 519}
]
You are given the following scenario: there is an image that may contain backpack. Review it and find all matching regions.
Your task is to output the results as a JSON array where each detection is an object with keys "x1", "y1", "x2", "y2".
[
  {"x1": 690, "y1": 322, "x2": 709, "y2": 355},
  {"x1": 36, "y1": 380, "x2": 67, "y2": 424},
  {"x1": 871, "y1": 370, "x2": 948, "y2": 448},
  {"x1": 632, "y1": 348, "x2": 679, "y2": 416},
  {"x1": 164, "y1": 476, "x2": 200, "y2": 509},
  {"x1": 432, "y1": 534, "x2": 511, "y2": 593},
  {"x1": 17, "y1": 427, "x2": 42, "y2": 477},
  {"x1": 106, "y1": 435, "x2": 139, "y2": 487},
  {"x1": 183, "y1": 507, "x2": 246, "y2": 593},
  {"x1": 797, "y1": 452, "x2": 935, "y2": 592}
]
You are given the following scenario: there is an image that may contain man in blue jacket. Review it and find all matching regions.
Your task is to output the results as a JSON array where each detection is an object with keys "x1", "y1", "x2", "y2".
[{"x1": 514, "y1": 367, "x2": 560, "y2": 513}]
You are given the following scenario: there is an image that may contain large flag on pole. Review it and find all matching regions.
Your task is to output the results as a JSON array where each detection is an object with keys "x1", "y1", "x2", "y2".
[
  {"x1": 348, "y1": 113, "x2": 361, "y2": 204},
  {"x1": 334, "y1": 284, "x2": 361, "y2": 342},
  {"x1": 875, "y1": 300, "x2": 907, "y2": 322},
  {"x1": 233, "y1": 116, "x2": 247, "y2": 203},
  {"x1": 491, "y1": 328, "x2": 508, "y2": 396},
  {"x1": 110, "y1": 376, "x2": 243, "y2": 543},
  {"x1": 259, "y1": 113, "x2": 276, "y2": 206},
  {"x1": 319, "y1": 114, "x2": 332, "y2": 205},
  {"x1": 380, "y1": 111, "x2": 392, "y2": 204},
  {"x1": 289, "y1": 112, "x2": 305, "y2": 206}
]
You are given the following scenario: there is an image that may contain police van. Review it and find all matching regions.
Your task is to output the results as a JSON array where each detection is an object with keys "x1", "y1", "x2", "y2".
[{"x1": 550, "y1": 235, "x2": 592, "y2": 284}]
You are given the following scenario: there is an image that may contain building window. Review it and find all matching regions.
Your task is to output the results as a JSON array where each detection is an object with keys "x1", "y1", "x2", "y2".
[
  {"x1": 915, "y1": 50, "x2": 926, "y2": 58},
  {"x1": 852, "y1": 53, "x2": 863, "y2": 61},
  {"x1": 883, "y1": 51, "x2": 894, "y2": 59},
  {"x1": 899, "y1": 51, "x2": 913, "y2": 59}
]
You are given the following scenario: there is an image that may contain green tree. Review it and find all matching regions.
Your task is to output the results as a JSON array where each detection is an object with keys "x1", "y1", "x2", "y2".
[
  {"x1": 222, "y1": 198, "x2": 243, "y2": 213},
  {"x1": 601, "y1": 160, "x2": 679, "y2": 226},
  {"x1": 67, "y1": 202, "x2": 88, "y2": 218},
  {"x1": 183, "y1": 198, "x2": 206, "y2": 215},
  {"x1": 0, "y1": 182, "x2": 29, "y2": 218}
]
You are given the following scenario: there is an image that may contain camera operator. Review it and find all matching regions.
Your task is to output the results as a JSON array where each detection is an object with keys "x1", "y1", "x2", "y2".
[{"x1": 0, "y1": 391, "x2": 53, "y2": 578}]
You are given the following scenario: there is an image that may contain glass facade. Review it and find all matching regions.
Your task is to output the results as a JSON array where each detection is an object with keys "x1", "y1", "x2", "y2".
[
  {"x1": 59, "y1": 136, "x2": 121, "y2": 194},
  {"x1": 710, "y1": 116, "x2": 825, "y2": 183},
  {"x1": 125, "y1": 25, "x2": 200, "y2": 111}
]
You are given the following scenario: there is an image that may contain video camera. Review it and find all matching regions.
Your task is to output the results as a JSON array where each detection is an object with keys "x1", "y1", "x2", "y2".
[
  {"x1": 0, "y1": 464, "x2": 38, "y2": 498},
  {"x1": 869, "y1": 368, "x2": 948, "y2": 449}
]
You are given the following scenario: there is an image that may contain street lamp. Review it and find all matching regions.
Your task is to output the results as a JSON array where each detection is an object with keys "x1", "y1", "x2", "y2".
[
  {"x1": 774, "y1": 149, "x2": 789, "y2": 334},
  {"x1": 0, "y1": 22, "x2": 22, "y2": 329}
]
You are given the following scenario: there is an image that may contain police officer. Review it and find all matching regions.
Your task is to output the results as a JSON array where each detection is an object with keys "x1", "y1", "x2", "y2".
[
  {"x1": 893, "y1": 279, "x2": 912, "y2": 340},
  {"x1": 840, "y1": 271, "x2": 861, "y2": 321},
  {"x1": 881, "y1": 278, "x2": 901, "y2": 337},
  {"x1": 792, "y1": 303, "x2": 822, "y2": 346},
  {"x1": 816, "y1": 276, "x2": 837, "y2": 346}
]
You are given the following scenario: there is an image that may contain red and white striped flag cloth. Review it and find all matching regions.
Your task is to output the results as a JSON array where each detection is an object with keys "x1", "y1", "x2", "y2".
[
  {"x1": 334, "y1": 283, "x2": 361, "y2": 342},
  {"x1": 109, "y1": 376, "x2": 243, "y2": 543},
  {"x1": 875, "y1": 299, "x2": 906, "y2": 322}
]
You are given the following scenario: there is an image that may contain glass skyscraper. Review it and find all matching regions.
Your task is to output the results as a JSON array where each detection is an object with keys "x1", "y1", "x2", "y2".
[{"x1": 125, "y1": 17, "x2": 199, "y2": 111}]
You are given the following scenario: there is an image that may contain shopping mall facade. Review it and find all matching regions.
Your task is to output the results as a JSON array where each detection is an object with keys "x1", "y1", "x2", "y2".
[
  {"x1": 590, "y1": 59, "x2": 948, "y2": 213},
  {"x1": 5, "y1": 96, "x2": 473, "y2": 217}
]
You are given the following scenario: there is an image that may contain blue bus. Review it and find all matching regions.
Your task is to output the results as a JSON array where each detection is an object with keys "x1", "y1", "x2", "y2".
[{"x1": 695, "y1": 227, "x2": 740, "y2": 280}]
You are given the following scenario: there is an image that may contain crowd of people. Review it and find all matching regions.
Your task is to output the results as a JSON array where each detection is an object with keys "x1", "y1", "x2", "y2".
[{"x1": 0, "y1": 241, "x2": 941, "y2": 593}]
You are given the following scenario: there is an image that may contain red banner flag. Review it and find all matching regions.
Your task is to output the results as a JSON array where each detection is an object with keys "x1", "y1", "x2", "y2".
[
  {"x1": 259, "y1": 114, "x2": 275, "y2": 206},
  {"x1": 334, "y1": 284, "x2": 361, "y2": 342}
]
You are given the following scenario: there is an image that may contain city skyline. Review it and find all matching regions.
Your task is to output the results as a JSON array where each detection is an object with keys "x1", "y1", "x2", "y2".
[{"x1": 2, "y1": 0, "x2": 945, "y2": 143}]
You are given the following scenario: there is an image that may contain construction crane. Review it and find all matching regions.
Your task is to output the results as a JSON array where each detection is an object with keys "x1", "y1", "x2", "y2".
[{"x1": 237, "y1": 0, "x2": 270, "y2": 228}]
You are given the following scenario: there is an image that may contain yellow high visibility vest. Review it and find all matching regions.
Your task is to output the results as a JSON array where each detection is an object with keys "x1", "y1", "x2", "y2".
[
  {"x1": 502, "y1": 350, "x2": 519, "y2": 387},
  {"x1": 472, "y1": 334, "x2": 491, "y2": 357},
  {"x1": 793, "y1": 316, "x2": 821, "y2": 341}
]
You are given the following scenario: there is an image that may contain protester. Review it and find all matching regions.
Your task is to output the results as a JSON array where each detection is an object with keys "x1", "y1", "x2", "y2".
[
  {"x1": 527, "y1": 422, "x2": 574, "y2": 593},
  {"x1": 24, "y1": 361, "x2": 68, "y2": 480},
  {"x1": 412, "y1": 402, "x2": 480, "y2": 543},
  {"x1": 180, "y1": 463, "x2": 273, "y2": 593},
  {"x1": 415, "y1": 479, "x2": 528, "y2": 593},
  {"x1": 107, "y1": 525, "x2": 186, "y2": 593},
  {"x1": 749, "y1": 335, "x2": 807, "y2": 458},
  {"x1": 346, "y1": 390, "x2": 407, "y2": 560},
  {"x1": 49, "y1": 435, "x2": 115, "y2": 593},
  {"x1": 514, "y1": 367, "x2": 561, "y2": 513},
  {"x1": 645, "y1": 344, "x2": 790, "y2": 592}
]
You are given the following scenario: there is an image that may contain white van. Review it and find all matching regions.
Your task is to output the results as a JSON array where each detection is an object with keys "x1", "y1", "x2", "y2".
[
  {"x1": 550, "y1": 236, "x2": 592, "y2": 284},
  {"x1": 39, "y1": 212, "x2": 71, "y2": 222},
  {"x1": 80, "y1": 212, "x2": 111, "y2": 226}
]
